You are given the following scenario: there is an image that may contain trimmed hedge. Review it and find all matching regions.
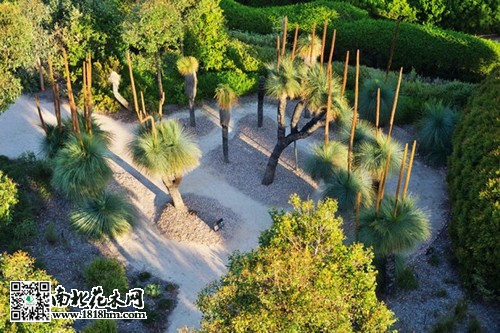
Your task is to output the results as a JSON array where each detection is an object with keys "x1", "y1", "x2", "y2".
[
  {"x1": 448, "y1": 66, "x2": 500, "y2": 297},
  {"x1": 222, "y1": 0, "x2": 500, "y2": 82},
  {"x1": 333, "y1": 19, "x2": 500, "y2": 82},
  {"x1": 221, "y1": 0, "x2": 369, "y2": 34}
]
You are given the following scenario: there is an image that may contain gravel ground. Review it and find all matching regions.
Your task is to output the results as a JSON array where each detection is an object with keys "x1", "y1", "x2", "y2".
[
  {"x1": 202, "y1": 113, "x2": 318, "y2": 207},
  {"x1": 156, "y1": 194, "x2": 240, "y2": 246}
]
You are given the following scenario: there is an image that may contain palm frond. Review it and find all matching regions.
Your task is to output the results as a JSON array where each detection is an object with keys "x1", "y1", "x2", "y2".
[
  {"x1": 358, "y1": 78, "x2": 395, "y2": 126},
  {"x1": 128, "y1": 119, "x2": 201, "y2": 178},
  {"x1": 70, "y1": 191, "x2": 135, "y2": 239},
  {"x1": 305, "y1": 141, "x2": 349, "y2": 181},
  {"x1": 323, "y1": 168, "x2": 374, "y2": 212},
  {"x1": 417, "y1": 100, "x2": 458, "y2": 166},
  {"x1": 359, "y1": 195, "x2": 430, "y2": 256},
  {"x1": 52, "y1": 133, "x2": 112, "y2": 201},
  {"x1": 355, "y1": 132, "x2": 403, "y2": 180},
  {"x1": 176, "y1": 56, "x2": 199, "y2": 76}
]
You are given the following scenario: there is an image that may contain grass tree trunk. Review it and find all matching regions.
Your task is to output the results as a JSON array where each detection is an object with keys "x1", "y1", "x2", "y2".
[
  {"x1": 385, "y1": 253, "x2": 396, "y2": 294},
  {"x1": 277, "y1": 95, "x2": 287, "y2": 140},
  {"x1": 185, "y1": 74, "x2": 197, "y2": 127},
  {"x1": 222, "y1": 126, "x2": 229, "y2": 163},
  {"x1": 162, "y1": 176, "x2": 187, "y2": 213},
  {"x1": 262, "y1": 141, "x2": 289, "y2": 185},
  {"x1": 257, "y1": 75, "x2": 265, "y2": 127}
]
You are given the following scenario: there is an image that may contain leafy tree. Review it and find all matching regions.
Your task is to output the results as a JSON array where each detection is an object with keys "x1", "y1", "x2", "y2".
[
  {"x1": 129, "y1": 120, "x2": 201, "y2": 212},
  {"x1": 177, "y1": 56, "x2": 199, "y2": 127},
  {"x1": 0, "y1": 251, "x2": 74, "y2": 332},
  {"x1": 215, "y1": 84, "x2": 238, "y2": 163},
  {"x1": 123, "y1": 0, "x2": 183, "y2": 99},
  {"x1": 197, "y1": 195, "x2": 396, "y2": 332}
]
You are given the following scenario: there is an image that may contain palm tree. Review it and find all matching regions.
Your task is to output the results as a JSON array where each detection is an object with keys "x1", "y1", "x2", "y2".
[
  {"x1": 358, "y1": 78, "x2": 395, "y2": 126},
  {"x1": 322, "y1": 167, "x2": 374, "y2": 212},
  {"x1": 295, "y1": 34, "x2": 322, "y2": 66},
  {"x1": 266, "y1": 57, "x2": 302, "y2": 138},
  {"x1": 417, "y1": 100, "x2": 458, "y2": 166},
  {"x1": 51, "y1": 133, "x2": 112, "y2": 201},
  {"x1": 70, "y1": 191, "x2": 136, "y2": 239},
  {"x1": 305, "y1": 141, "x2": 348, "y2": 181},
  {"x1": 359, "y1": 195, "x2": 430, "y2": 292},
  {"x1": 129, "y1": 119, "x2": 201, "y2": 212},
  {"x1": 215, "y1": 84, "x2": 238, "y2": 163},
  {"x1": 177, "y1": 56, "x2": 199, "y2": 127}
]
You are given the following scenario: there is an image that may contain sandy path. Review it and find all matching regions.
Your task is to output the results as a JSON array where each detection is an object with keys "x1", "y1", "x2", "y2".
[{"x1": 0, "y1": 95, "x2": 448, "y2": 331}]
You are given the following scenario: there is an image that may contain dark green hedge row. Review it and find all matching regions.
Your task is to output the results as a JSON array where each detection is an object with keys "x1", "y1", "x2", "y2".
[
  {"x1": 221, "y1": 0, "x2": 369, "y2": 34},
  {"x1": 448, "y1": 66, "x2": 500, "y2": 297},
  {"x1": 235, "y1": 0, "x2": 311, "y2": 6},
  {"x1": 332, "y1": 19, "x2": 500, "y2": 82}
]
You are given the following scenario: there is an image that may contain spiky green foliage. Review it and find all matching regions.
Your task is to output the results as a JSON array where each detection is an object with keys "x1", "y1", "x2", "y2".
[
  {"x1": 323, "y1": 168, "x2": 374, "y2": 212},
  {"x1": 197, "y1": 195, "x2": 396, "y2": 332},
  {"x1": 417, "y1": 100, "x2": 458, "y2": 166},
  {"x1": 355, "y1": 133, "x2": 403, "y2": 180},
  {"x1": 84, "y1": 258, "x2": 128, "y2": 296},
  {"x1": 265, "y1": 57, "x2": 302, "y2": 99},
  {"x1": 215, "y1": 84, "x2": 238, "y2": 112},
  {"x1": 177, "y1": 56, "x2": 199, "y2": 76},
  {"x1": 339, "y1": 119, "x2": 377, "y2": 153},
  {"x1": 52, "y1": 134, "x2": 112, "y2": 201},
  {"x1": 41, "y1": 114, "x2": 112, "y2": 159},
  {"x1": 70, "y1": 192, "x2": 135, "y2": 239},
  {"x1": 305, "y1": 141, "x2": 349, "y2": 181},
  {"x1": 359, "y1": 195, "x2": 430, "y2": 256},
  {"x1": 83, "y1": 320, "x2": 117, "y2": 333},
  {"x1": 0, "y1": 171, "x2": 18, "y2": 226},
  {"x1": 295, "y1": 34, "x2": 322, "y2": 66},
  {"x1": 358, "y1": 78, "x2": 395, "y2": 126},
  {"x1": 129, "y1": 119, "x2": 201, "y2": 178},
  {"x1": 301, "y1": 64, "x2": 348, "y2": 115}
]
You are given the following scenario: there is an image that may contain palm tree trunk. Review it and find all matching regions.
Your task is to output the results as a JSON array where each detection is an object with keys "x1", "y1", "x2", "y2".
[
  {"x1": 222, "y1": 126, "x2": 229, "y2": 163},
  {"x1": 257, "y1": 75, "x2": 265, "y2": 127},
  {"x1": 262, "y1": 140, "x2": 289, "y2": 185},
  {"x1": 162, "y1": 176, "x2": 187, "y2": 212},
  {"x1": 385, "y1": 253, "x2": 396, "y2": 294},
  {"x1": 277, "y1": 96, "x2": 287, "y2": 140}
]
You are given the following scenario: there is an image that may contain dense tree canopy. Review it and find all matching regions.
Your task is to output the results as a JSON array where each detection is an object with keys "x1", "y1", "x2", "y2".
[{"x1": 197, "y1": 195, "x2": 396, "y2": 332}]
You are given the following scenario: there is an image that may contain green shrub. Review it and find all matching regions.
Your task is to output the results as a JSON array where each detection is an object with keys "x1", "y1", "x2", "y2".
[
  {"x1": 0, "y1": 171, "x2": 18, "y2": 226},
  {"x1": 221, "y1": 0, "x2": 369, "y2": 34},
  {"x1": 138, "y1": 271, "x2": 151, "y2": 282},
  {"x1": 157, "y1": 298, "x2": 174, "y2": 311},
  {"x1": 334, "y1": 19, "x2": 500, "y2": 82},
  {"x1": 83, "y1": 320, "x2": 117, "y2": 333},
  {"x1": 85, "y1": 258, "x2": 128, "y2": 296},
  {"x1": 198, "y1": 70, "x2": 258, "y2": 99},
  {"x1": 448, "y1": 66, "x2": 500, "y2": 298},
  {"x1": 417, "y1": 100, "x2": 459, "y2": 166},
  {"x1": 144, "y1": 283, "x2": 162, "y2": 298},
  {"x1": 44, "y1": 221, "x2": 58, "y2": 244},
  {"x1": 396, "y1": 267, "x2": 419, "y2": 290}
]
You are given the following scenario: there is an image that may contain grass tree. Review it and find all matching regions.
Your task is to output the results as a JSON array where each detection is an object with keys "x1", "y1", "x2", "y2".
[
  {"x1": 177, "y1": 56, "x2": 199, "y2": 127},
  {"x1": 295, "y1": 34, "x2": 322, "y2": 66},
  {"x1": 305, "y1": 141, "x2": 348, "y2": 181},
  {"x1": 339, "y1": 119, "x2": 377, "y2": 153},
  {"x1": 215, "y1": 84, "x2": 238, "y2": 163},
  {"x1": 52, "y1": 133, "x2": 112, "y2": 201},
  {"x1": 323, "y1": 168, "x2": 374, "y2": 212},
  {"x1": 129, "y1": 119, "x2": 201, "y2": 212},
  {"x1": 358, "y1": 78, "x2": 395, "y2": 126},
  {"x1": 359, "y1": 195, "x2": 430, "y2": 293},
  {"x1": 70, "y1": 192, "x2": 136, "y2": 239},
  {"x1": 417, "y1": 99, "x2": 458, "y2": 166}
]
